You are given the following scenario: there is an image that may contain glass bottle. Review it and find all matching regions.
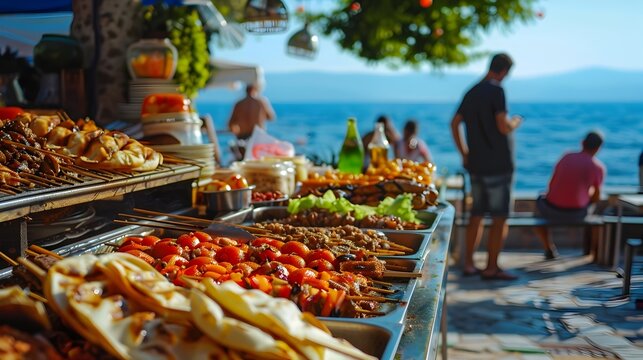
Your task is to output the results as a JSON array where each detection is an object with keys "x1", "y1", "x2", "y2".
[
  {"x1": 368, "y1": 122, "x2": 390, "y2": 169},
  {"x1": 337, "y1": 117, "x2": 364, "y2": 174}
]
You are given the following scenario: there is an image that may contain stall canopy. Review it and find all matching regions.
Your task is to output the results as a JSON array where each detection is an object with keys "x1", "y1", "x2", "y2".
[
  {"x1": 209, "y1": 59, "x2": 264, "y2": 89},
  {"x1": 0, "y1": 3, "x2": 262, "y2": 89}
]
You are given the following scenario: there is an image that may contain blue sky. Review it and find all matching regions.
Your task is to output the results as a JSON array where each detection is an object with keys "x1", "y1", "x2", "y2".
[{"x1": 215, "y1": 0, "x2": 643, "y2": 78}]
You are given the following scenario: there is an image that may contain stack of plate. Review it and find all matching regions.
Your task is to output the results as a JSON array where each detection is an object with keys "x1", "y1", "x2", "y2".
[
  {"x1": 116, "y1": 80, "x2": 182, "y2": 121},
  {"x1": 152, "y1": 143, "x2": 216, "y2": 179},
  {"x1": 129, "y1": 79, "x2": 180, "y2": 103},
  {"x1": 116, "y1": 102, "x2": 142, "y2": 121}
]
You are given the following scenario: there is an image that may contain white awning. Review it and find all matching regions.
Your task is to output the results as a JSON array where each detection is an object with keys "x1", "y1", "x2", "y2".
[{"x1": 208, "y1": 59, "x2": 264, "y2": 89}]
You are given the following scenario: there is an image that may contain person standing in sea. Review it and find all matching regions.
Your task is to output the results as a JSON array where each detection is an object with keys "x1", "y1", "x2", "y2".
[
  {"x1": 228, "y1": 84, "x2": 276, "y2": 159},
  {"x1": 450, "y1": 53, "x2": 523, "y2": 280}
]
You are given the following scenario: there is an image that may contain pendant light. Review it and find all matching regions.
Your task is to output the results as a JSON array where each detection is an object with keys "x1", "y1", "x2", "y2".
[
  {"x1": 243, "y1": 0, "x2": 289, "y2": 33},
  {"x1": 286, "y1": 23, "x2": 318, "y2": 59}
]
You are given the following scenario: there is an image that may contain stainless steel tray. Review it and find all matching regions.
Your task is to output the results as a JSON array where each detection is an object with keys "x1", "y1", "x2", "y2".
[
  {"x1": 323, "y1": 319, "x2": 403, "y2": 360},
  {"x1": 0, "y1": 163, "x2": 201, "y2": 222},
  {"x1": 57, "y1": 209, "x2": 424, "y2": 360},
  {"x1": 245, "y1": 206, "x2": 442, "y2": 234}
]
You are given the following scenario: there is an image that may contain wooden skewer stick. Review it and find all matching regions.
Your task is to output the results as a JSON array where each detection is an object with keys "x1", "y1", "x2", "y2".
[
  {"x1": 28, "y1": 292, "x2": 48, "y2": 303},
  {"x1": 62, "y1": 165, "x2": 111, "y2": 181},
  {"x1": 113, "y1": 219, "x2": 197, "y2": 233},
  {"x1": 16, "y1": 257, "x2": 46, "y2": 282},
  {"x1": 3, "y1": 184, "x2": 23, "y2": 193},
  {"x1": 382, "y1": 271, "x2": 422, "y2": 279},
  {"x1": 346, "y1": 295, "x2": 404, "y2": 303},
  {"x1": 25, "y1": 249, "x2": 40, "y2": 257},
  {"x1": 0, "y1": 251, "x2": 19, "y2": 266},
  {"x1": 103, "y1": 243, "x2": 120, "y2": 248},
  {"x1": 354, "y1": 308, "x2": 386, "y2": 316},
  {"x1": 20, "y1": 173, "x2": 59, "y2": 187},
  {"x1": 40, "y1": 173, "x2": 76, "y2": 185},
  {"x1": 365, "y1": 286, "x2": 396, "y2": 295},
  {"x1": 0, "y1": 187, "x2": 17, "y2": 195},
  {"x1": 1, "y1": 139, "x2": 76, "y2": 161},
  {"x1": 29, "y1": 245, "x2": 64, "y2": 260},
  {"x1": 133, "y1": 208, "x2": 211, "y2": 224},
  {"x1": 385, "y1": 242, "x2": 415, "y2": 252},
  {"x1": 384, "y1": 264, "x2": 408, "y2": 271},
  {"x1": 118, "y1": 213, "x2": 201, "y2": 230},
  {"x1": 132, "y1": 208, "x2": 270, "y2": 234},
  {"x1": 369, "y1": 279, "x2": 393, "y2": 287}
]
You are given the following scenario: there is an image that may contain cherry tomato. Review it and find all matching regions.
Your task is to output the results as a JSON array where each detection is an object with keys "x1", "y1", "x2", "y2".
[
  {"x1": 251, "y1": 238, "x2": 285, "y2": 250},
  {"x1": 182, "y1": 265, "x2": 202, "y2": 277},
  {"x1": 188, "y1": 256, "x2": 216, "y2": 268},
  {"x1": 306, "y1": 249, "x2": 336, "y2": 264},
  {"x1": 227, "y1": 174, "x2": 249, "y2": 190},
  {"x1": 160, "y1": 265, "x2": 181, "y2": 277},
  {"x1": 273, "y1": 284, "x2": 293, "y2": 298},
  {"x1": 192, "y1": 247, "x2": 214, "y2": 258},
  {"x1": 125, "y1": 249, "x2": 155, "y2": 264},
  {"x1": 216, "y1": 246, "x2": 245, "y2": 265},
  {"x1": 276, "y1": 254, "x2": 306, "y2": 268},
  {"x1": 120, "y1": 236, "x2": 144, "y2": 247},
  {"x1": 303, "y1": 278, "x2": 330, "y2": 291},
  {"x1": 151, "y1": 240, "x2": 184, "y2": 258},
  {"x1": 141, "y1": 235, "x2": 161, "y2": 247},
  {"x1": 177, "y1": 233, "x2": 200, "y2": 249},
  {"x1": 193, "y1": 231, "x2": 212, "y2": 243},
  {"x1": 281, "y1": 263, "x2": 298, "y2": 274},
  {"x1": 308, "y1": 259, "x2": 335, "y2": 272},
  {"x1": 197, "y1": 242, "x2": 221, "y2": 251},
  {"x1": 118, "y1": 243, "x2": 150, "y2": 253},
  {"x1": 0, "y1": 107, "x2": 24, "y2": 120},
  {"x1": 256, "y1": 248, "x2": 281, "y2": 263},
  {"x1": 203, "y1": 263, "x2": 228, "y2": 275},
  {"x1": 289, "y1": 268, "x2": 318, "y2": 284},
  {"x1": 161, "y1": 254, "x2": 188, "y2": 267},
  {"x1": 280, "y1": 241, "x2": 310, "y2": 257}
]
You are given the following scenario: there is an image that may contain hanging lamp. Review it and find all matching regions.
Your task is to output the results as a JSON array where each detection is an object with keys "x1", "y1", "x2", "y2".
[
  {"x1": 286, "y1": 23, "x2": 318, "y2": 59},
  {"x1": 243, "y1": 0, "x2": 289, "y2": 33}
]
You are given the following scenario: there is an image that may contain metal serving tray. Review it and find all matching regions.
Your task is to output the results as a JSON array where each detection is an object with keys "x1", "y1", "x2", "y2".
[
  {"x1": 323, "y1": 319, "x2": 403, "y2": 360},
  {"x1": 244, "y1": 206, "x2": 442, "y2": 234}
]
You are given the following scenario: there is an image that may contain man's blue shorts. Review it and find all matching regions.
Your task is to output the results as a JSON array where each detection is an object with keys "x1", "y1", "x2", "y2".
[{"x1": 469, "y1": 173, "x2": 513, "y2": 217}]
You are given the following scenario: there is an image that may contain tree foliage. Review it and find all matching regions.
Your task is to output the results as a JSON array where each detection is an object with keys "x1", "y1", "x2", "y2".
[{"x1": 306, "y1": 0, "x2": 540, "y2": 68}]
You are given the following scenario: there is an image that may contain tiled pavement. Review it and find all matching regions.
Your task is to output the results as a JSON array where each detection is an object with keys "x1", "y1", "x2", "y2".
[{"x1": 442, "y1": 251, "x2": 643, "y2": 360}]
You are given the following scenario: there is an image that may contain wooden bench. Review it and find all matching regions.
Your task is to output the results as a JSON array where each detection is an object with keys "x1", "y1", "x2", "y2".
[{"x1": 454, "y1": 214, "x2": 605, "y2": 262}]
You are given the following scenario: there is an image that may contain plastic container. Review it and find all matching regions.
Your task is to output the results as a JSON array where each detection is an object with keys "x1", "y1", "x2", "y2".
[
  {"x1": 126, "y1": 38, "x2": 178, "y2": 79},
  {"x1": 232, "y1": 160, "x2": 295, "y2": 195},
  {"x1": 264, "y1": 155, "x2": 310, "y2": 182},
  {"x1": 141, "y1": 93, "x2": 191, "y2": 118}
]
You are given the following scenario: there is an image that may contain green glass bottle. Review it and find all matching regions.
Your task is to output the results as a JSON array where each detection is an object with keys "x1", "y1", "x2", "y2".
[{"x1": 337, "y1": 117, "x2": 365, "y2": 174}]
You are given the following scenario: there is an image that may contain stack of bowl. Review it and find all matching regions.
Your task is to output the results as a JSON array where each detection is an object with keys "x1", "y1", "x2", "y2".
[{"x1": 151, "y1": 143, "x2": 217, "y2": 179}]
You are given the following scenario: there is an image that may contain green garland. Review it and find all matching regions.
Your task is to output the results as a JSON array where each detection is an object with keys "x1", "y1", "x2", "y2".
[{"x1": 143, "y1": 5, "x2": 212, "y2": 99}]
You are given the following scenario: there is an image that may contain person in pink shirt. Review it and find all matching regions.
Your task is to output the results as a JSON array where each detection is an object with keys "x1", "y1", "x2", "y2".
[{"x1": 535, "y1": 131, "x2": 606, "y2": 259}]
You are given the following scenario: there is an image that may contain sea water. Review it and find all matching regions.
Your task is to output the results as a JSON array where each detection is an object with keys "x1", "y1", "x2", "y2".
[{"x1": 196, "y1": 101, "x2": 643, "y2": 191}]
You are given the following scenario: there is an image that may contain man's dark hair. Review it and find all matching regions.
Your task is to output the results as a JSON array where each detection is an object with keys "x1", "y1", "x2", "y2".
[
  {"x1": 376, "y1": 115, "x2": 389, "y2": 124},
  {"x1": 404, "y1": 120, "x2": 418, "y2": 135},
  {"x1": 583, "y1": 131, "x2": 604, "y2": 150},
  {"x1": 246, "y1": 84, "x2": 256, "y2": 95},
  {"x1": 489, "y1": 53, "x2": 513, "y2": 73}
]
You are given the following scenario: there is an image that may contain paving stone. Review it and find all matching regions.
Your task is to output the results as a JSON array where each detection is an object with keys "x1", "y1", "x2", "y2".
[{"x1": 446, "y1": 251, "x2": 643, "y2": 360}]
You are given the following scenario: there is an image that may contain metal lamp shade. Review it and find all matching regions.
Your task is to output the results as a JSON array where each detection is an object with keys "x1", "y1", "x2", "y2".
[
  {"x1": 286, "y1": 25, "x2": 318, "y2": 59},
  {"x1": 243, "y1": 0, "x2": 288, "y2": 33}
]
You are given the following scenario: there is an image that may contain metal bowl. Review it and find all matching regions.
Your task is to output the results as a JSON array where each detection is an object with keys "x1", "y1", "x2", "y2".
[{"x1": 202, "y1": 186, "x2": 255, "y2": 213}]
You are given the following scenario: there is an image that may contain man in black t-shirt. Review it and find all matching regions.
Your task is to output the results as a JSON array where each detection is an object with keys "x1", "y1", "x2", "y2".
[{"x1": 450, "y1": 53, "x2": 523, "y2": 280}]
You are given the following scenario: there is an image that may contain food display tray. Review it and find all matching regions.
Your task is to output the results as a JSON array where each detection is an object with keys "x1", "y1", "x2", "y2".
[
  {"x1": 56, "y1": 221, "x2": 423, "y2": 360},
  {"x1": 243, "y1": 206, "x2": 442, "y2": 234},
  {"x1": 0, "y1": 163, "x2": 202, "y2": 222}
]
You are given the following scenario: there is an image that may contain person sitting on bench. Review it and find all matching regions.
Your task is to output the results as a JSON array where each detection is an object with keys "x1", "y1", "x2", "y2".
[{"x1": 535, "y1": 131, "x2": 606, "y2": 259}]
